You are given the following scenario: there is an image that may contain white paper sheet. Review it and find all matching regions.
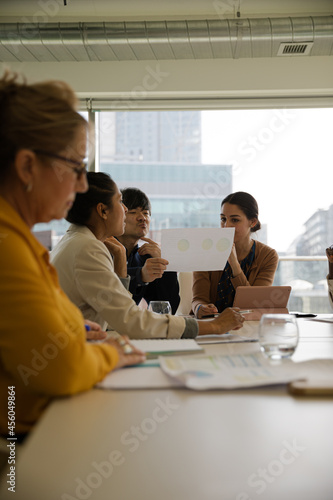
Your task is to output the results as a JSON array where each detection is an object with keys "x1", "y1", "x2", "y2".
[
  {"x1": 159, "y1": 353, "x2": 333, "y2": 390},
  {"x1": 161, "y1": 227, "x2": 235, "y2": 272},
  {"x1": 96, "y1": 355, "x2": 333, "y2": 391}
]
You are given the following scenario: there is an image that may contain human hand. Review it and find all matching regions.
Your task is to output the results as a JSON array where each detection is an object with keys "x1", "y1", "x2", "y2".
[
  {"x1": 196, "y1": 303, "x2": 218, "y2": 319},
  {"x1": 228, "y1": 244, "x2": 242, "y2": 277},
  {"x1": 211, "y1": 307, "x2": 245, "y2": 334},
  {"x1": 104, "y1": 335, "x2": 146, "y2": 369},
  {"x1": 138, "y1": 237, "x2": 161, "y2": 258},
  {"x1": 84, "y1": 320, "x2": 108, "y2": 341},
  {"x1": 104, "y1": 237, "x2": 127, "y2": 278},
  {"x1": 326, "y1": 245, "x2": 333, "y2": 264},
  {"x1": 104, "y1": 236, "x2": 126, "y2": 257},
  {"x1": 141, "y1": 257, "x2": 169, "y2": 283}
]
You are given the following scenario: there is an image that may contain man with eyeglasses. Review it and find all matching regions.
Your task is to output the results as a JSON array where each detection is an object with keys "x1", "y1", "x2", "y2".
[{"x1": 117, "y1": 188, "x2": 180, "y2": 314}]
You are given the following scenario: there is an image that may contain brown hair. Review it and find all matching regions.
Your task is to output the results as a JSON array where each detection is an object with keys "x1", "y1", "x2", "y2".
[
  {"x1": 221, "y1": 191, "x2": 261, "y2": 232},
  {"x1": 0, "y1": 71, "x2": 87, "y2": 181}
]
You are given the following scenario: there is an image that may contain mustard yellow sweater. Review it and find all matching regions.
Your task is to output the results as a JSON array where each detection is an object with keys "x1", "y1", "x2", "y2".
[{"x1": 0, "y1": 197, "x2": 119, "y2": 435}]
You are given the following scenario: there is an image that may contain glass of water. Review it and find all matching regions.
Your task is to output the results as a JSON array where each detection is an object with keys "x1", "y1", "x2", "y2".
[
  {"x1": 258, "y1": 314, "x2": 299, "y2": 360},
  {"x1": 148, "y1": 301, "x2": 172, "y2": 315}
]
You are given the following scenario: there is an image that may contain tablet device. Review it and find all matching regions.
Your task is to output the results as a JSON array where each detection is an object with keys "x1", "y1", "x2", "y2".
[{"x1": 233, "y1": 285, "x2": 292, "y2": 320}]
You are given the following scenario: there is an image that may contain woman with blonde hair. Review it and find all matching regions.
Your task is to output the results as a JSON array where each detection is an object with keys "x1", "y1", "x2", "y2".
[{"x1": 0, "y1": 72, "x2": 145, "y2": 441}]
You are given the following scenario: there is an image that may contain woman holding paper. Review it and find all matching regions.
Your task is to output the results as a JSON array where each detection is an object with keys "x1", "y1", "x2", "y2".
[
  {"x1": 51, "y1": 172, "x2": 245, "y2": 339},
  {"x1": 192, "y1": 192, "x2": 278, "y2": 318}
]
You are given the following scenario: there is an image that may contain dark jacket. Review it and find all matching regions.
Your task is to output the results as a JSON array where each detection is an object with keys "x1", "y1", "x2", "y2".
[{"x1": 127, "y1": 244, "x2": 180, "y2": 314}]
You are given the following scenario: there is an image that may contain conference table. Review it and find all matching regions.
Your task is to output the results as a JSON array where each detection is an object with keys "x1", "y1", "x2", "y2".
[{"x1": 1, "y1": 318, "x2": 333, "y2": 500}]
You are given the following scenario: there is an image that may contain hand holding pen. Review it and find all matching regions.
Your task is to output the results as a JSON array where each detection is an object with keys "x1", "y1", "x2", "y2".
[
  {"x1": 84, "y1": 320, "x2": 108, "y2": 341},
  {"x1": 202, "y1": 309, "x2": 253, "y2": 318}
]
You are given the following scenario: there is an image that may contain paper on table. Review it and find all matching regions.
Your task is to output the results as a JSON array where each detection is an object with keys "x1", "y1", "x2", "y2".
[
  {"x1": 97, "y1": 356, "x2": 333, "y2": 391},
  {"x1": 96, "y1": 361, "x2": 181, "y2": 390},
  {"x1": 161, "y1": 227, "x2": 235, "y2": 272},
  {"x1": 159, "y1": 353, "x2": 333, "y2": 391}
]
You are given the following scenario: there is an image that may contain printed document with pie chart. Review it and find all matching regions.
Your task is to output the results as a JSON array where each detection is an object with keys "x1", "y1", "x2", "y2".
[{"x1": 161, "y1": 228, "x2": 235, "y2": 272}]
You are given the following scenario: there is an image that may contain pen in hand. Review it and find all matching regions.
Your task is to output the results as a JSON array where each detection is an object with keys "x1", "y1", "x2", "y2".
[
  {"x1": 85, "y1": 322, "x2": 108, "y2": 341},
  {"x1": 203, "y1": 310, "x2": 253, "y2": 318}
]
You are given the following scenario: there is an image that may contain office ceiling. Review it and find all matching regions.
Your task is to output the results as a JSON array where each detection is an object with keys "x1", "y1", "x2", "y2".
[
  {"x1": 0, "y1": 0, "x2": 332, "y2": 61},
  {"x1": 1, "y1": 0, "x2": 332, "y2": 20}
]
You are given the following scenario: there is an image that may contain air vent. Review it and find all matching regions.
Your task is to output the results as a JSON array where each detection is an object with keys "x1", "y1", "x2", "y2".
[{"x1": 277, "y1": 42, "x2": 314, "y2": 56}]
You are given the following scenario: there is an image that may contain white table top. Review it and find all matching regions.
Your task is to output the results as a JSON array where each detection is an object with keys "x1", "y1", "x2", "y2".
[{"x1": 1, "y1": 318, "x2": 333, "y2": 500}]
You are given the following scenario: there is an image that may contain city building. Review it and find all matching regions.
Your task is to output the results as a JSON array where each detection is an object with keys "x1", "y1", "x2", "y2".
[
  {"x1": 277, "y1": 204, "x2": 333, "y2": 313},
  {"x1": 101, "y1": 161, "x2": 232, "y2": 235},
  {"x1": 112, "y1": 111, "x2": 201, "y2": 163}
]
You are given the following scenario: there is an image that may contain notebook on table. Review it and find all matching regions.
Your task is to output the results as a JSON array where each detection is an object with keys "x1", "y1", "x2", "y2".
[
  {"x1": 233, "y1": 285, "x2": 292, "y2": 320},
  {"x1": 130, "y1": 339, "x2": 204, "y2": 359}
]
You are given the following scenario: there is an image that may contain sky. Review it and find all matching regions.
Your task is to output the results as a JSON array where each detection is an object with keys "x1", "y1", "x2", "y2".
[{"x1": 201, "y1": 108, "x2": 333, "y2": 253}]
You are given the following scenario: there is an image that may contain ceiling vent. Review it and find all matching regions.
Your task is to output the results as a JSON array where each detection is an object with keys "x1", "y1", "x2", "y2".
[{"x1": 277, "y1": 42, "x2": 314, "y2": 56}]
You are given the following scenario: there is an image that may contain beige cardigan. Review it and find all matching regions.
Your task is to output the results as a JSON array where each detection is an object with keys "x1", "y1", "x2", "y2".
[
  {"x1": 192, "y1": 240, "x2": 279, "y2": 316},
  {"x1": 51, "y1": 224, "x2": 188, "y2": 339}
]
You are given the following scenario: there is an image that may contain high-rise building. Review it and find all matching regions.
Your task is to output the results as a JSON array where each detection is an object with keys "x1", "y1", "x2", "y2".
[
  {"x1": 110, "y1": 111, "x2": 201, "y2": 163},
  {"x1": 300, "y1": 205, "x2": 333, "y2": 256},
  {"x1": 278, "y1": 204, "x2": 333, "y2": 313},
  {"x1": 101, "y1": 161, "x2": 232, "y2": 233},
  {"x1": 100, "y1": 110, "x2": 225, "y2": 233}
]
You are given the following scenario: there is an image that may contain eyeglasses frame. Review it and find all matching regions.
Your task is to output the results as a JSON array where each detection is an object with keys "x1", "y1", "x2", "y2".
[{"x1": 33, "y1": 149, "x2": 87, "y2": 179}]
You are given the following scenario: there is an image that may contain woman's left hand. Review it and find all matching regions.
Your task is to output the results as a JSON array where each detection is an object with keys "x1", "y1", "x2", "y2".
[
  {"x1": 84, "y1": 319, "x2": 108, "y2": 341},
  {"x1": 228, "y1": 244, "x2": 242, "y2": 277},
  {"x1": 104, "y1": 237, "x2": 128, "y2": 278},
  {"x1": 104, "y1": 335, "x2": 146, "y2": 368}
]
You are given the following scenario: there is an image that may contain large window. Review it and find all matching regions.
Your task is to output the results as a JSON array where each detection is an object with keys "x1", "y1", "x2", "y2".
[{"x1": 34, "y1": 107, "x2": 333, "y2": 313}]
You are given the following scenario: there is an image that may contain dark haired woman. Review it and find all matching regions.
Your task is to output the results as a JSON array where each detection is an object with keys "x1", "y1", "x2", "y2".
[
  {"x1": 51, "y1": 172, "x2": 245, "y2": 338},
  {"x1": 192, "y1": 192, "x2": 279, "y2": 318}
]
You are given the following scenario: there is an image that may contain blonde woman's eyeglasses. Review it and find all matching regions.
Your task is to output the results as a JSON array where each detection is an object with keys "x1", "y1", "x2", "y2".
[{"x1": 34, "y1": 149, "x2": 87, "y2": 179}]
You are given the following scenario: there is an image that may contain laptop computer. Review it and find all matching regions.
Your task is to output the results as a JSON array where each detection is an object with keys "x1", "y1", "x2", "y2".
[{"x1": 233, "y1": 285, "x2": 292, "y2": 320}]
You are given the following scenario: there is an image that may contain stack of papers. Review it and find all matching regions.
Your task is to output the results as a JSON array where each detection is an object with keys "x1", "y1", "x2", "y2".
[{"x1": 159, "y1": 353, "x2": 333, "y2": 391}]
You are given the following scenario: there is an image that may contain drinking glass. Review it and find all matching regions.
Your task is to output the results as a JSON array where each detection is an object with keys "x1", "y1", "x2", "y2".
[
  {"x1": 258, "y1": 314, "x2": 299, "y2": 360},
  {"x1": 148, "y1": 301, "x2": 172, "y2": 315}
]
